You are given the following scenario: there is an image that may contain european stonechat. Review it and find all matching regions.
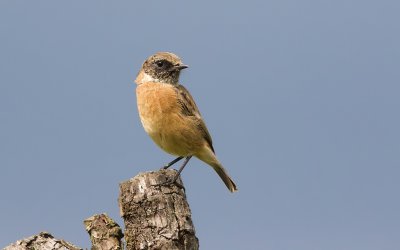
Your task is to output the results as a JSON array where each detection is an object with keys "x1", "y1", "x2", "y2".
[{"x1": 135, "y1": 52, "x2": 237, "y2": 192}]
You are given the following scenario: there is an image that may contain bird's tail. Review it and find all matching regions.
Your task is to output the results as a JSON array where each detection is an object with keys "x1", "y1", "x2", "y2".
[
  {"x1": 196, "y1": 147, "x2": 238, "y2": 192},
  {"x1": 210, "y1": 161, "x2": 238, "y2": 193}
]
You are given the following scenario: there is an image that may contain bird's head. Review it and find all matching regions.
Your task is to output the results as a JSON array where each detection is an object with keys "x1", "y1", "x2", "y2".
[{"x1": 135, "y1": 52, "x2": 188, "y2": 85}]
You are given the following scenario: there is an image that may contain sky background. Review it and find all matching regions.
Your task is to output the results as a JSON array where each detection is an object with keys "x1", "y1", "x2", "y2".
[{"x1": 1, "y1": 1, "x2": 399, "y2": 249}]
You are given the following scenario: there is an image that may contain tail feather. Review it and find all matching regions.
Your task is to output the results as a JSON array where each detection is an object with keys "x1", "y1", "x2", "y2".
[
  {"x1": 196, "y1": 147, "x2": 238, "y2": 192},
  {"x1": 211, "y1": 162, "x2": 238, "y2": 192}
]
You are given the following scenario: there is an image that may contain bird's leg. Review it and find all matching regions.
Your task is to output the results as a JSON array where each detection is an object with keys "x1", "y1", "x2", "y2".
[
  {"x1": 171, "y1": 156, "x2": 192, "y2": 183},
  {"x1": 162, "y1": 156, "x2": 184, "y2": 169},
  {"x1": 159, "y1": 156, "x2": 192, "y2": 190}
]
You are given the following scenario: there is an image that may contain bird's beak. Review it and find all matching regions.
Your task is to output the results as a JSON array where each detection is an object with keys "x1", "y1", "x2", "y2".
[{"x1": 174, "y1": 64, "x2": 189, "y2": 70}]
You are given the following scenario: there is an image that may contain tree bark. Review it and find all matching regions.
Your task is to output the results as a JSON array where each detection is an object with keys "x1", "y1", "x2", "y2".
[
  {"x1": 118, "y1": 169, "x2": 199, "y2": 250},
  {"x1": 84, "y1": 213, "x2": 124, "y2": 250},
  {"x1": 3, "y1": 232, "x2": 81, "y2": 250}
]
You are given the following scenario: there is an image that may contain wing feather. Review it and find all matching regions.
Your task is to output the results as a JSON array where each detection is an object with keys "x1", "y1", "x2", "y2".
[{"x1": 176, "y1": 85, "x2": 215, "y2": 153}]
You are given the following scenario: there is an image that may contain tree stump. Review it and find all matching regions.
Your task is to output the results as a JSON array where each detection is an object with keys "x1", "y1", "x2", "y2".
[{"x1": 118, "y1": 169, "x2": 199, "y2": 250}]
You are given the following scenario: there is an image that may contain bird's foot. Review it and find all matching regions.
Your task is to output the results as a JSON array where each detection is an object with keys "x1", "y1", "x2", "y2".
[
  {"x1": 166, "y1": 179, "x2": 185, "y2": 191},
  {"x1": 157, "y1": 173, "x2": 185, "y2": 191}
]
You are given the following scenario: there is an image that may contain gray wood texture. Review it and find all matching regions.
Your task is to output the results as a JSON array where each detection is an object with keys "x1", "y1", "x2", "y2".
[
  {"x1": 84, "y1": 213, "x2": 123, "y2": 250},
  {"x1": 3, "y1": 232, "x2": 81, "y2": 250},
  {"x1": 118, "y1": 169, "x2": 199, "y2": 250}
]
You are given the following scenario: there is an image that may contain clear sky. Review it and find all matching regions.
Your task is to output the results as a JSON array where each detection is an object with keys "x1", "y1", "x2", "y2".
[{"x1": 1, "y1": 1, "x2": 399, "y2": 249}]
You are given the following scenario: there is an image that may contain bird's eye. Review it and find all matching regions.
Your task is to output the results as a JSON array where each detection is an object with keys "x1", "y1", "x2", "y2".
[{"x1": 156, "y1": 61, "x2": 164, "y2": 68}]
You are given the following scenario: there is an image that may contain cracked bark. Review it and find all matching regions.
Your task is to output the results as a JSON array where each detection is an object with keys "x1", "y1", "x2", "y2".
[
  {"x1": 3, "y1": 232, "x2": 81, "y2": 250},
  {"x1": 118, "y1": 169, "x2": 199, "y2": 250},
  {"x1": 84, "y1": 213, "x2": 124, "y2": 250}
]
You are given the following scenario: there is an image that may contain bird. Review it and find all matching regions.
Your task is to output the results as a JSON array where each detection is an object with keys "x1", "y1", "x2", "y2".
[{"x1": 135, "y1": 52, "x2": 238, "y2": 192}]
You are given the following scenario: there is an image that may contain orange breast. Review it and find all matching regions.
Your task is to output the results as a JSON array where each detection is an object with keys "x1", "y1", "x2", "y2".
[
  {"x1": 136, "y1": 82, "x2": 179, "y2": 133},
  {"x1": 136, "y1": 82, "x2": 204, "y2": 156}
]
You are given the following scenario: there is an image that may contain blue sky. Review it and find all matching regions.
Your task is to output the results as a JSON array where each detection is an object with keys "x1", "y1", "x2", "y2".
[{"x1": 1, "y1": 1, "x2": 399, "y2": 249}]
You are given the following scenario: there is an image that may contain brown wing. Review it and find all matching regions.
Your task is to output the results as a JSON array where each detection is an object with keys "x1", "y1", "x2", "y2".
[{"x1": 176, "y1": 84, "x2": 215, "y2": 153}]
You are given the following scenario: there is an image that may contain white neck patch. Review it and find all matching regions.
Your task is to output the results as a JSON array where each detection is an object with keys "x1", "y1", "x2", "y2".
[{"x1": 141, "y1": 72, "x2": 161, "y2": 83}]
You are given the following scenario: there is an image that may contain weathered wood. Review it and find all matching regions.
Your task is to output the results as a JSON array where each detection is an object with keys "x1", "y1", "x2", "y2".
[
  {"x1": 84, "y1": 213, "x2": 124, "y2": 250},
  {"x1": 118, "y1": 169, "x2": 199, "y2": 250},
  {"x1": 3, "y1": 232, "x2": 81, "y2": 250}
]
